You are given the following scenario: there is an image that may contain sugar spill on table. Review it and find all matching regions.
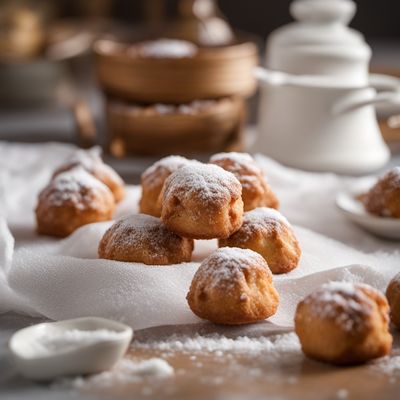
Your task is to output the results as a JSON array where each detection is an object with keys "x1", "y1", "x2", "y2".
[
  {"x1": 336, "y1": 388, "x2": 349, "y2": 399},
  {"x1": 5, "y1": 319, "x2": 400, "y2": 400},
  {"x1": 370, "y1": 354, "x2": 400, "y2": 376},
  {"x1": 132, "y1": 332, "x2": 302, "y2": 360},
  {"x1": 54, "y1": 357, "x2": 174, "y2": 391}
]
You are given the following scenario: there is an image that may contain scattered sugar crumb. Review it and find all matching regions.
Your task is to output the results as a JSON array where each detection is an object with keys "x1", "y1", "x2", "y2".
[
  {"x1": 371, "y1": 355, "x2": 400, "y2": 375},
  {"x1": 336, "y1": 389, "x2": 349, "y2": 399}
]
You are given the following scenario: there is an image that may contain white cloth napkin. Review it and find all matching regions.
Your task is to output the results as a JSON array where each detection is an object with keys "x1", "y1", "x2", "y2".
[{"x1": 0, "y1": 142, "x2": 399, "y2": 331}]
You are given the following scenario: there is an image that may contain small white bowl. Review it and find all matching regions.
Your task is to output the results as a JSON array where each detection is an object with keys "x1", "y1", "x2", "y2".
[
  {"x1": 336, "y1": 181, "x2": 400, "y2": 240},
  {"x1": 9, "y1": 317, "x2": 133, "y2": 381}
]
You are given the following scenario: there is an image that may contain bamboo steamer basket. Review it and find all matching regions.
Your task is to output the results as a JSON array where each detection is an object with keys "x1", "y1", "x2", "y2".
[
  {"x1": 94, "y1": 39, "x2": 258, "y2": 103},
  {"x1": 107, "y1": 96, "x2": 245, "y2": 157}
]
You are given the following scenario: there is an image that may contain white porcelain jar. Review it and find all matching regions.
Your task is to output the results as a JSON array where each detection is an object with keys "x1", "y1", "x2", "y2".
[{"x1": 266, "y1": 0, "x2": 371, "y2": 86}]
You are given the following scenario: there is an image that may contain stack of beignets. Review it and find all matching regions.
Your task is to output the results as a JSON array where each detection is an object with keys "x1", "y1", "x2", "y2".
[
  {"x1": 125, "y1": 153, "x2": 291, "y2": 325},
  {"x1": 139, "y1": 153, "x2": 283, "y2": 242}
]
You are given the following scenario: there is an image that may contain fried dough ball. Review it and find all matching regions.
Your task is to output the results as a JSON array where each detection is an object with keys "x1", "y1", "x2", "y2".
[
  {"x1": 36, "y1": 167, "x2": 115, "y2": 238},
  {"x1": 219, "y1": 207, "x2": 301, "y2": 274},
  {"x1": 187, "y1": 247, "x2": 279, "y2": 325},
  {"x1": 139, "y1": 156, "x2": 197, "y2": 217},
  {"x1": 386, "y1": 273, "x2": 400, "y2": 329},
  {"x1": 363, "y1": 167, "x2": 400, "y2": 218},
  {"x1": 295, "y1": 282, "x2": 392, "y2": 366},
  {"x1": 210, "y1": 152, "x2": 279, "y2": 211},
  {"x1": 98, "y1": 214, "x2": 194, "y2": 265},
  {"x1": 161, "y1": 164, "x2": 244, "y2": 239},
  {"x1": 54, "y1": 149, "x2": 125, "y2": 203}
]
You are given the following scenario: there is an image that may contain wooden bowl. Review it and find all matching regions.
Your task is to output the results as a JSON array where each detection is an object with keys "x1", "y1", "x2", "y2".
[
  {"x1": 106, "y1": 96, "x2": 245, "y2": 157},
  {"x1": 94, "y1": 39, "x2": 258, "y2": 103}
]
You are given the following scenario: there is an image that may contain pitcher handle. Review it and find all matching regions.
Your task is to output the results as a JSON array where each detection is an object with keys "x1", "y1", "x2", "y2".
[
  {"x1": 370, "y1": 73, "x2": 400, "y2": 92},
  {"x1": 333, "y1": 91, "x2": 400, "y2": 115}
]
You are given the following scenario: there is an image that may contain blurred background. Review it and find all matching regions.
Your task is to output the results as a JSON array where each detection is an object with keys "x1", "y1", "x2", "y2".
[
  {"x1": 42, "y1": 0, "x2": 400, "y2": 39},
  {"x1": 0, "y1": 0, "x2": 399, "y2": 178}
]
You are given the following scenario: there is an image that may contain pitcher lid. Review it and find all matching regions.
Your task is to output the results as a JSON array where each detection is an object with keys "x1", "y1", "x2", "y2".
[{"x1": 269, "y1": 0, "x2": 369, "y2": 51}]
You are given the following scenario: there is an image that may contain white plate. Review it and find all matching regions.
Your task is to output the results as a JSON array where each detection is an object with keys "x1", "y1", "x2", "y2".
[
  {"x1": 336, "y1": 181, "x2": 400, "y2": 240},
  {"x1": 9, "y1": 317, "x2": 133, "y2": 381}
]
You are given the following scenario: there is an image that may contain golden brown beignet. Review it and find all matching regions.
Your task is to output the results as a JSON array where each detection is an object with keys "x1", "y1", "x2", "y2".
[
  {"x1": 386, "y1": 273, "x2": 400, "y2": 329},
  {"x1": 363, "y1": 167, "x2": 400, "y2": 218},
  {"x1": 54, "y1": 149, "x2": 125, "y2": 203},
  {"x1": 219, "y1": 207, "x2": 301, "y2": 274},
  {"x1": 187, "y1": 247, "x2": 279, "y2": 325},
  {"x1": 139, "y1": 155, "x2": 197, "y2": 217},
  {"x1": 36, "y1": 167, "x2": 115, "y2": 238},
  {"x1": 161, "y1": 164, "x2": 244, "y2": 239},
  {"x1": 210, "y1": 152, "x2": 279, "y2": 211},
  {"x1": 98, "y1": 214, "x2": 194, "y2": 265},
  {"x1": 295, "y1": 282, "x2": 392, "y2": 366}
]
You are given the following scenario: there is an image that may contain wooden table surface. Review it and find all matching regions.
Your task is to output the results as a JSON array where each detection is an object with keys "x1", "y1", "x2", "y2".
[{"x1": 1, "y1": 313, "x2": 400, "y2": 400}]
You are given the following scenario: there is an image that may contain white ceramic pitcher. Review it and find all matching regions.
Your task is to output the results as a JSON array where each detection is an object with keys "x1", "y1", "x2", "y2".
[
  {"x1": 254, "y1": 68, "x2": 400, "y2": 174},
  {"x1": 255, "y1": 0, "x2": 400, "y2": 174}
]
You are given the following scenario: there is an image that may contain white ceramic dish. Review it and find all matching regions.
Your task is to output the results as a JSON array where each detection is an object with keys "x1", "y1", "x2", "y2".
[
  {"x1": 336, "y1": 181, "x2": 400, "y2": 240},
  {"x1": 9, "y1": 317, "x2": 133, "y2": 381}
]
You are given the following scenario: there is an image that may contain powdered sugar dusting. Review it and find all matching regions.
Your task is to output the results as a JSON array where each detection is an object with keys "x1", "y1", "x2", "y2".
[
  {"x1": 246, "y1": 207, "x2": 289, "y2": 227},
  {"x1": 232, "y1": 207, "x2": 290, "y2": 240},
  {"x1": 382, "y1": 167, "x2": 400, "y2": 188},
  {"x1": 43, "y1": 167, "x2": 111, "y2": 210},
  {"x1": 211, "y1": 152, "x2": 254, "y2": 164},
  {"x1": 142, "y1": 156, "x2": 197, "y2": 190},
  {"x1": 64, "y1": 148, "x2": 102, "y2": 171},
  {"x1": 193, "y1": 247, "x2": 270, "y2": 290},
  {"x1": 210, "y1": 152, "x2": 262, "y2": 177},
  {"x1": 163, "y1": 164, "x2": 241, "y2": 206},
  {"x1": 60, "y1": 148, "x2": 124, "y2": 187},
  {"x1": 133, "y1": 39, "x2": 198, "y2": 58},
  {"x1": 304, "y1": 282, "x2": 376, "y2": 332},
  {"x1": 100, "y1": 214, "x2": 188, "y2": 262}
]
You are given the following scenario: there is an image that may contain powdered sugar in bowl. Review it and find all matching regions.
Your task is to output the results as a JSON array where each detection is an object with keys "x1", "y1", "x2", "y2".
[{"x1": 9, "y1": 317, "x2": 133, "y2": 381}]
